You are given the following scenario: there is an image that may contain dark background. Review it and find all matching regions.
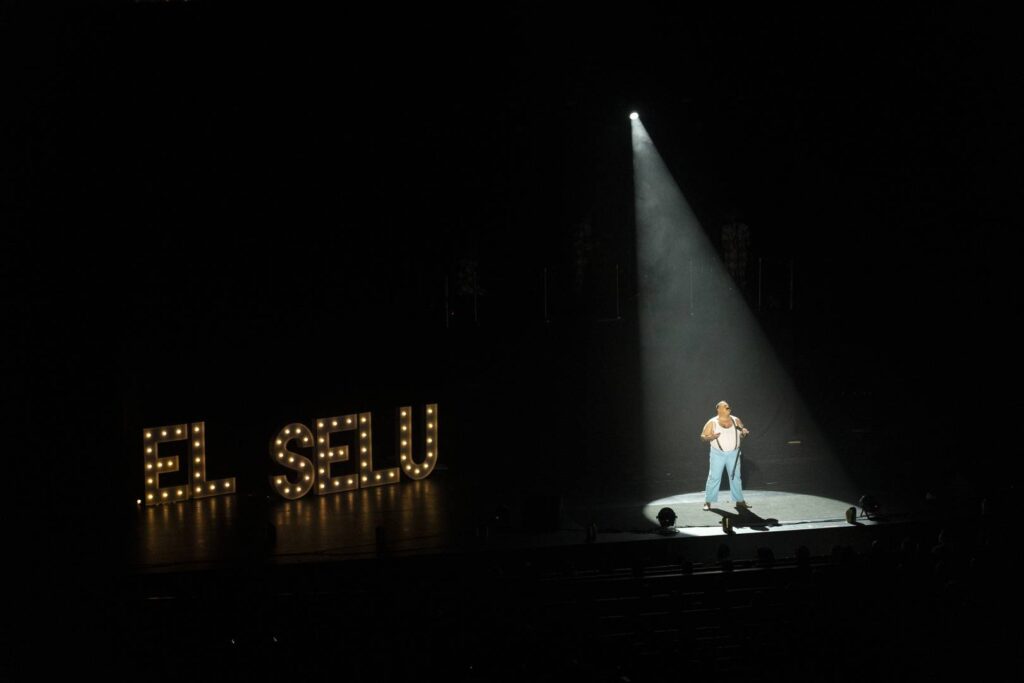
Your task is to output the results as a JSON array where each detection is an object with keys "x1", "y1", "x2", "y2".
[{"x1": 5, "y1": 3, "x2": 1021, "y2": 537}]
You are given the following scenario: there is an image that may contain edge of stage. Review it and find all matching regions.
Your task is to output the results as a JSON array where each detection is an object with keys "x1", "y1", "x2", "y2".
[{"x1": 124, "y1": 468, "x2": 955, "y2": 577}]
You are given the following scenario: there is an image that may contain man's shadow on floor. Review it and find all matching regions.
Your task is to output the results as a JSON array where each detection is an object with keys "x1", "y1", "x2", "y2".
[{"x1": 707, "y1": 505, "x2": 780, "y2": 531}]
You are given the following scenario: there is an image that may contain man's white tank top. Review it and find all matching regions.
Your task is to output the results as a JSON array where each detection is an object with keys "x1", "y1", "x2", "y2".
[{"x1": 711, "y1": 417, "x2": 738, "y2": 451}]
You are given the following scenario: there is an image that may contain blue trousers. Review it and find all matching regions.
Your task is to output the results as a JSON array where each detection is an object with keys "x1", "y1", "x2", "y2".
[{"x1": 705, "y1": 446, "x2": 745, "y2": 503}]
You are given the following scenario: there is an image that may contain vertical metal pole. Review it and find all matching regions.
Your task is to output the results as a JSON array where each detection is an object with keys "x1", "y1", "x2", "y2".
[
  {"x1": 688, "y1": 259, "x2": 694, "y2": 316},
  {"x1": 614, "y1": 264, "x2": 621, "y2": 320},
  {"x1": 789, "y1": 258, "x2": 794, "y2": 311},
  {"x1": 543, "y1": 267, "x2": 549, "y2": 323},
  {"x1": 757, "y1": 257, "x2": 763, "y2": 311}
]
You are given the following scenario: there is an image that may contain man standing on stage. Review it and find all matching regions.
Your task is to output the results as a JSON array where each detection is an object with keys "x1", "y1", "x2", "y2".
[{"x1": 701, "y1": 400, "x2": 751, "y2": 511}]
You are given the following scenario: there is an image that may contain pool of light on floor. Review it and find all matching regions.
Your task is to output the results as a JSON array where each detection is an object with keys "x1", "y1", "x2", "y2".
[{"x1": 643, "y1": 489, "x2": 875, "y2": 536}]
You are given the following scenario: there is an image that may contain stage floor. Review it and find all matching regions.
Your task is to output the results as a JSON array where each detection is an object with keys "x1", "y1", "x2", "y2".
[{"x1": 127, "y1": 470, "x2": 933, "y2": 574}]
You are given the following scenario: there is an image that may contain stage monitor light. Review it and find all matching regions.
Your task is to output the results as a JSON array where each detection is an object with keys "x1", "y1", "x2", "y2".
[
  {"x1": 858, "y1": 494, "x2": 881, "y2": 520},
  {"x1": 656, "y1": 507, "x2": 678, "y2": 535}
]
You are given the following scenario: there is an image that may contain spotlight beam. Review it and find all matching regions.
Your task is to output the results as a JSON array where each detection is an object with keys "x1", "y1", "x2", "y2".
[{"x1": 630, "y1": 116, "x2": 853, "y2": 504}]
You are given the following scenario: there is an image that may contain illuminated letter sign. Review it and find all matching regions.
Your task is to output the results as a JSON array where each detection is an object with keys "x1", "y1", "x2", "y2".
[
  {"x1": 142, "y1": 422, "x2": 236, "y2": 506},
  {"x1": 271, "y1": 404, "x2": 437, "y2": 499},
  {"x1": 353, "y1": 411, "x2": 400, "y2": 489},
  {"x1": 270, "y1": 422, "x2": 316, "y2": 500},
  {"x1": 399, "y1": 404, "x2": 438, "y2": 480},
  {"x1": 142, "y1": 405, "x2": 437, "y2": 504},
  {"x1": 314, "y1": 414, "x2": 359, "y2": 494}
]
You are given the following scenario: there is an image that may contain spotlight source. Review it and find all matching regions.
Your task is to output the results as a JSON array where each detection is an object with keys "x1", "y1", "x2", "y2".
[{"x1": 629, "y1": 111, "x2": 639, "y2": 120}]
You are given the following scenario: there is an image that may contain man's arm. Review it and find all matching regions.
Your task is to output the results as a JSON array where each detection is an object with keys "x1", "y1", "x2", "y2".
[
  {"x1": 700, "y1": 420, "x2": 719, "y2": 442},
  {"x1": 734, "y1": 415, "x2": 750, "y2": 436}
]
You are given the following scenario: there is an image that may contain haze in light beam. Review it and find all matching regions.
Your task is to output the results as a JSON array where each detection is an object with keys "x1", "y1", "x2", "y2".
[{"x1": 631, "y1": 117, "x2": 851, "y2": 502}]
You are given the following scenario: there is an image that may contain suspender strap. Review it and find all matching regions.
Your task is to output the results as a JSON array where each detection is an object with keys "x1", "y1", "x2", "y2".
[{"x1": 714, "y1": 418, "x2": 741, "y2": 451}]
